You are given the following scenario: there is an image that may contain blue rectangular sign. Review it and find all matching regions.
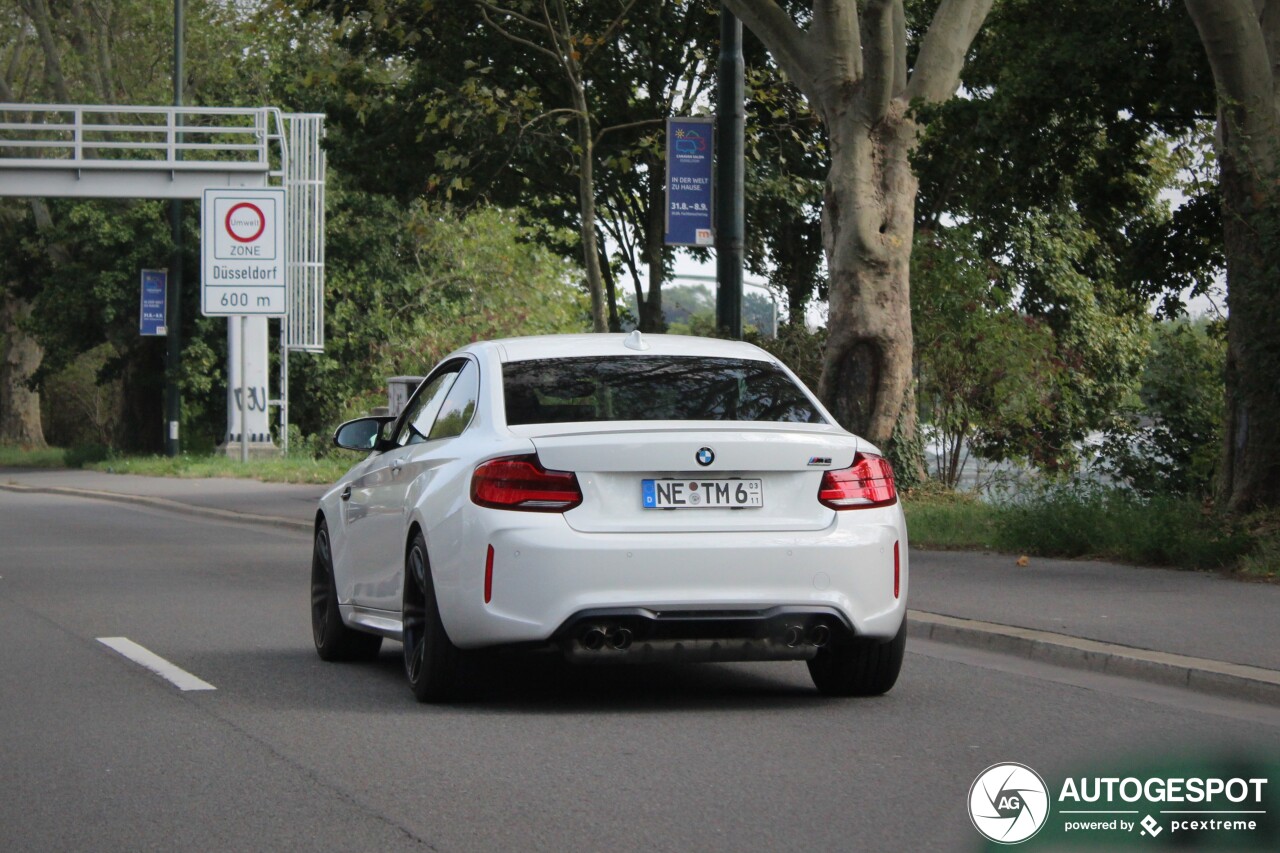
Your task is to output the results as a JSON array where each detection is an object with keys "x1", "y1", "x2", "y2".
[
  {"x1": 140, "y1": 269, "x2": 167, "y2": 336},
  {"x1": 665, "y1": 117, "x2": 714, "y2": 246}
]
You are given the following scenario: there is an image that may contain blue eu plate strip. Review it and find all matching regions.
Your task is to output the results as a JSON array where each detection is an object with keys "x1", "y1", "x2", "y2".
[{"x1": 641, "y1": 479, "x2": 657, "y2": 507}]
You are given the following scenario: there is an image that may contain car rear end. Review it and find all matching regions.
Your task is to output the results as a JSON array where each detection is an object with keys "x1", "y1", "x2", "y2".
[{"x1": 442, "y1": 336, "x2": 908, "y2": 666}]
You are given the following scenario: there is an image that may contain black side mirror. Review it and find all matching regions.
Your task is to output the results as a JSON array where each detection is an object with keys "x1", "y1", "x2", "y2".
[{"x1": 333, "y1": 416, "x2": 395, "y2": 451}]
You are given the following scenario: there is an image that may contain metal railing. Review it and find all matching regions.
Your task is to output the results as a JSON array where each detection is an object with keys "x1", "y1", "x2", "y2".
[
  {"x1": 281, "y1": 113, "x2": 325, "y2": 353},
  {"x1": 0, "y1": 103, "x2": 272, "y2": 171},
  {"x1": 1, "y1": 102, "x2": 328, "y2": 454}
]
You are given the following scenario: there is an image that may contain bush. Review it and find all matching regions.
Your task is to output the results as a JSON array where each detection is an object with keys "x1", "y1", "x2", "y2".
[
  {"x1": 1096, "y1": 319, "x2": 1226, "y2": 498},
  {"x1": 991, "y1": 481, "x2": 1250, "y2": 570},
  {"x1": 64, "y1": 443, "x2": 110, "y2": 468}
]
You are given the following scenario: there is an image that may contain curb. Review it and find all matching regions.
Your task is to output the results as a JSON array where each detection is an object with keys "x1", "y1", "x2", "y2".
[
  {"x1": 908, "y1": 610, "x2": 1280, "y2": 706},
  {"x1": 0, "y1": 482, "x2": 312, "y2": 533}
]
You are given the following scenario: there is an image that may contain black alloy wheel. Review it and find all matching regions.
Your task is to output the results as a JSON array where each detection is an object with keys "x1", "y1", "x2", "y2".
[
  {"x1": 402, "y1": 531, "x2": 464, "y2": 702},
  {"x1": 806, "y1": 619, "x2": 906, "y2": 697},
  {"x1": 311, "y1": 520, "x2": 382, "y2": 661}
]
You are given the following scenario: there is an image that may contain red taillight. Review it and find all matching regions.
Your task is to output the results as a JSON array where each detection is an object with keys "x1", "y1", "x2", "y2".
[
  {"x1": 471, "y1": 454, "x2": 583, "y2": 512},
  {"x1": 818, "y1": 453, "x2": 897, "y2": 509}
]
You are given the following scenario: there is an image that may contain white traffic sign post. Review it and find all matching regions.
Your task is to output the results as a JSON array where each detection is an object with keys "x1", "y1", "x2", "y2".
[
  {"x1": 201, "y1": 188, "x2": 287, "y2": 316},
  {"x1": 201, "y1": 188, "x2": 286, "y2": 462}
]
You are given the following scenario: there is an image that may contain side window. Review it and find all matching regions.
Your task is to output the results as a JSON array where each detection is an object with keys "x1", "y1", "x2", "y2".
[
  {"x1": 428, "y1": 360, "x2": 479, "y2": 440},
  {"x1": 395, "y1": 367, "x2": 460, "y2": 447}
]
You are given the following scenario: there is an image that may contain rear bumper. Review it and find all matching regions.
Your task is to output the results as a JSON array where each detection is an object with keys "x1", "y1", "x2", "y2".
[
  {"x1": 553, "y1": 605, "x2": 851, "y2": 663},
  {"x1": 433, "y1": 504, "x2": 908, "y2": 649}
]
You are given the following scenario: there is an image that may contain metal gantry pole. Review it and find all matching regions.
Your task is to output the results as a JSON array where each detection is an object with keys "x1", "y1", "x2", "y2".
[{"x1": 715, "y1": 5, "x2": 745, "y2": 340}]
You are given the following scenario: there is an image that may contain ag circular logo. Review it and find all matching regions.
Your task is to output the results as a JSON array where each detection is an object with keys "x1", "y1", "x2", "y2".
[
  {"x1": 695, "y1": 447, "x2": 715, "y2": 466},
  {"x1": 968, "y1": 762, "x2": 1050, "y2": 844}
]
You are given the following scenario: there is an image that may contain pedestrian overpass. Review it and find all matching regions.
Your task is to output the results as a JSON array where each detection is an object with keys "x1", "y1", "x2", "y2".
[{"x1": 0, "y1": 103, "x2": 326, "y2": 452}]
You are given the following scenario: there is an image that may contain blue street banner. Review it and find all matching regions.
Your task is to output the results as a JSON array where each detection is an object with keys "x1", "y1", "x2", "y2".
[
  {"x1": 140, "y1": 269, "x2": 167, "y2": 336},
  {"x1": 665, "y1": 117, "x2": 715, "y2": 246}
]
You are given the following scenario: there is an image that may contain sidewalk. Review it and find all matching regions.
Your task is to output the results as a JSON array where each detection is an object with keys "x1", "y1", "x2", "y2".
[{"x1": 3, "y1": 467, "x2": 1278, "y2": 706}]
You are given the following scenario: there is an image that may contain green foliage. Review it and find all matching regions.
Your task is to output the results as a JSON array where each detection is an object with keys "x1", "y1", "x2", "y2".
[
  {"x1": 748, "y1": 323, "x2": 827, "y2": 393},
  {"x1": 1097, "y1": 320, "x2": 1226, "y2": 497},
  {"x1": 913, "y1": 225, "x2": 1146, "y2": 482},
  {"x1": 1237, "y1": 508, "x2": 1280, "y2": 579},
  {"x1": 913, "y1": 0, "x2": 1221, "y2": 315},
  {"x1": 742, "y1": 57, "x2": 826, "y2": 324},
  {"x1": 905, "y1": 482, "x2": 1255, "y2": 572},
  {"x1": 991, "y1": 481, "x2": 1249, "y2": 570},
  {"x1": 287, "y1": 196, "x2": 589, "y2": 437},
  {"x1": 40, "y1": 345, "x2": 123, "y2": 448}
]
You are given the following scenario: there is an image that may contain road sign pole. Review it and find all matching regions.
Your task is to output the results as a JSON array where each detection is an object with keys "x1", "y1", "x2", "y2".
[{"x1": 240, "y1": 315, "x2": 248, "y2": 463}]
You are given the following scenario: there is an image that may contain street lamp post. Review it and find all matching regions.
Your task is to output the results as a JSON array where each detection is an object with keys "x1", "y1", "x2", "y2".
[
  {"x1": 715, "y1": 5, "x2": 745, "y2": 340},
  {"x1": 165, "y1": 0, "x2": 184, "y2": 456}
]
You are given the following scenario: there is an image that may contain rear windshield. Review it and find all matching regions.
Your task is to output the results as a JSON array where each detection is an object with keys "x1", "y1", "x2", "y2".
[{"x1": 502, "y1": 356, "x2": 826, "y2": 425}]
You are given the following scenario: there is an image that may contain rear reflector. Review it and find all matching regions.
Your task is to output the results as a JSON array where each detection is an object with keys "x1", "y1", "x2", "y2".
[
  {"x1": 471, "y1": 454, "x2": 583, "y2": 512},
  {"x1": 894, "y1": 540, "x2": 900, "y2": 599},
  {"x1": 818, "y1": 453, "x2": 897, "y2": 509},
  {"x1": 484, "y1": 545, "x2": 494, "y2": 604}
]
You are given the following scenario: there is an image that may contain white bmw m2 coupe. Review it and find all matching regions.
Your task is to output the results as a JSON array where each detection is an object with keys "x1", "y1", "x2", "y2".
[{"x1": 312, "y1": 333, "x2": 908, "y2": 701}]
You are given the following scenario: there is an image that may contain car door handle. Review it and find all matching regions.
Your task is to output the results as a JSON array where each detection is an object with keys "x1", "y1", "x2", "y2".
[
  {"x1": 391, "y1": 458, "x2": 405, "y2": 475},
  {"x1": 341, "y1": 485, "x2": 352, "y2": 501}
]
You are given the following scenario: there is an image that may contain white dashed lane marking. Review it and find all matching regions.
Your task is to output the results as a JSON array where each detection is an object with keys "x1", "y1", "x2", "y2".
[{"x1": 97, "y1": 637, "x2": 216, "y2": 691}]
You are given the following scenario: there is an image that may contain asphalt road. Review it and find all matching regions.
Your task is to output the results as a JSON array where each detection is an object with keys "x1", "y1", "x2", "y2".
[{"x1": 2, "y1": 490, "x2": 1276, "y2": 852}]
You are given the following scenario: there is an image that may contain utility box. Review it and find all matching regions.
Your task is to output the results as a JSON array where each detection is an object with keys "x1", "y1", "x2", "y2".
[{"x1": 388, "y1": 376, "x2": 424, "y2": 417}]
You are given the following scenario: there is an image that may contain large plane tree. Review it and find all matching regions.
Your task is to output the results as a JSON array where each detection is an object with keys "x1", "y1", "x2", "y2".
[
  {"x1": 723, "y1": 0, "x2": 994, "y2": 458},
  {"x1": 1184, "y1": 0, "x2": 1280, "y2": 511}
]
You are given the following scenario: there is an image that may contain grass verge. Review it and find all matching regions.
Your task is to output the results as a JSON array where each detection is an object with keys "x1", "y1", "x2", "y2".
[
  {"x1": 85, "y1": 454, "x2": 351, "y2": 485},
  {"x1": 0, "y1": 445, "x2": 67, "y2": 468},
  {"x1": 905, "y1": 483, "x2": 1275, "y2": 578},
  {"x1": 1, "y1": 444, "x2": 350, "y2": 484}
]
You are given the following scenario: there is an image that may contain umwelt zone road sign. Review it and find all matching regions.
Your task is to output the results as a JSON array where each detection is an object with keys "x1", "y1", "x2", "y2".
[{"x1": 201, "y1": 187, "x2": 287, "y2": 316}]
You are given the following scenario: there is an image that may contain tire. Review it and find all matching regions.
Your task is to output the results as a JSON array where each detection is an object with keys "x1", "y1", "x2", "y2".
[
  {"x1": 311, "y1": 520, "x2": 383, "y2": 662},
  {"x1": 807, "y1": 619, "x2": 906, "y2": 697},
  {"x1": 402, "y1": 531, "x2": 464, "y2": 702}
]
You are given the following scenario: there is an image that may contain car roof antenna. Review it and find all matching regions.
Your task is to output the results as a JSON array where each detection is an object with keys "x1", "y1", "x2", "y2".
[{"x1": 624, "y1": 330, "x2": 650, "y2": 351}]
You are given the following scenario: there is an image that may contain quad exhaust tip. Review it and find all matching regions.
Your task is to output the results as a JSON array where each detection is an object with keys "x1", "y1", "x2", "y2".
[
  {"x1": 581, "y1": 626, "x2": 608, "y2": 651},
  {"x1": 580, "y1": 625, "x2": 633, "y2": 651},
  {"x1": 783, "y1": 623, "x2": 830, "y2": 648},
  {"x1": 579, "y1": 621, "x2": 832, "y2": 652}
]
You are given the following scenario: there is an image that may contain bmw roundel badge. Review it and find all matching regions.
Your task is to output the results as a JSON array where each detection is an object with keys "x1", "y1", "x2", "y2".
[{"x1": 696, "y1": 447, "x2": 715, "y2": 467}]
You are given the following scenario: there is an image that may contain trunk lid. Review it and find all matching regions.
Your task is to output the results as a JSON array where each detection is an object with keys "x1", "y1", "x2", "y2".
[{"x1": 522, "y1": 422, "x2": 858, "y2": 533}]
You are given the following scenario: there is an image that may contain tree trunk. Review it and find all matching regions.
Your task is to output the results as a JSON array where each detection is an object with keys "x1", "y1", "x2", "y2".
[
  {"x1": 1214, "y1": 137, "x2": 1280, "y2": 511},
  {"x1": 724, "y1": 0, "x2": 992, "y2": 466},
  {"x1": 0, "y1": 293, "x2": 48, "y2": 447},
  {"x1": 1185, "y1": 0, "x2": 1280, "y2": 510},
  {"x1": 817, "y1": 105, "x2": 919, "y2": 449},
  {"x1": 573, "y1": 95, "x2": 609, "y2": 333}
]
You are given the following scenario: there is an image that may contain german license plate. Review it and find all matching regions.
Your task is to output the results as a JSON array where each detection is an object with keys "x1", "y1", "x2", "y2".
[{"x1": 641, "y1": 478, "x2": 763, "y2": 509}]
